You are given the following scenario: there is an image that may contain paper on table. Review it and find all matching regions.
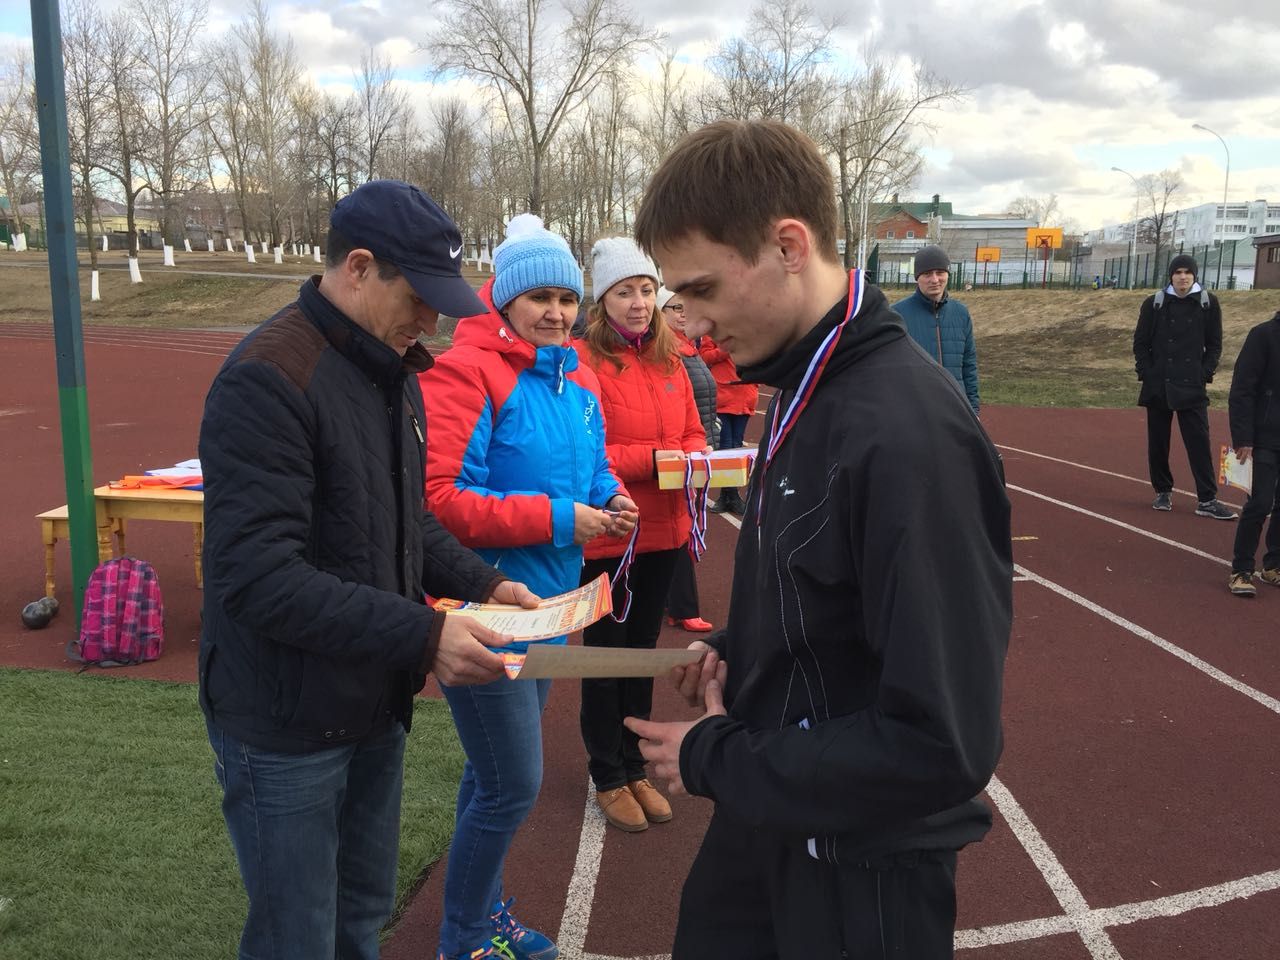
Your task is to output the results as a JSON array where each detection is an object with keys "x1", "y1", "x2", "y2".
[
  {"x1": 433, "y1": 572, "x2": 613, "y2": 642},
  {"x1": 1218, "y1": 445, "x2": 1253, "y2": 494},
  {"x1": 501, "y1": 644, "x2": 705, "y2": 679}
]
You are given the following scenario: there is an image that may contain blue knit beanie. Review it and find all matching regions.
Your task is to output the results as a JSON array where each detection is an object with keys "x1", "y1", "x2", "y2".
[{"x1": 491, "y1": 214, "x2": 584, "y2": 309}]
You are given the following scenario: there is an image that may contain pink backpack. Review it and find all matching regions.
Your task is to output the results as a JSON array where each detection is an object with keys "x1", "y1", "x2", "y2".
[{"x1": 66, "y1": 557, "x2": 165, "y2": 669}]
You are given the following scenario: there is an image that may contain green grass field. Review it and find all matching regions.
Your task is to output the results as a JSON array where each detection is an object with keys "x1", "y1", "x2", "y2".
[{"x1": 0, "y1": 668, "x2": 463, "y2": 960}]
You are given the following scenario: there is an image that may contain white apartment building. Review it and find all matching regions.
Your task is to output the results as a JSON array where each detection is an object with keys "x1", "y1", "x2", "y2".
[{"x1": 1087, "y1": 199, "x2": 1280, "y2": 249}]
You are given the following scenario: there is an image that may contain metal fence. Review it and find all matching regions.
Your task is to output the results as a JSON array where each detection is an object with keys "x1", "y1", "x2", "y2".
[
  {"x1": 1099, "y1": 243, "x2": 1246, "y2": 291},
  {"x1": 870, "y1": 240, "x2": 1251, "y2": 292}
]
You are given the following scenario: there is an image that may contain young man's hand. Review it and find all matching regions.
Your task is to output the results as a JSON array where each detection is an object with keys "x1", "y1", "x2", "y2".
[
  {"x1": 625, "y1": 657, "x2": 727, "y2": 797},
  {"x1": 1236, "y1": 446, "x2": 1253, "y2": 464}
]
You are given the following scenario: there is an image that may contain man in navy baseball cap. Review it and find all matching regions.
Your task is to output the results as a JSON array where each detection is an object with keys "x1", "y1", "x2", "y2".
[{"x1": 329, "y1": 178, "x2": 486, "y2": 323}]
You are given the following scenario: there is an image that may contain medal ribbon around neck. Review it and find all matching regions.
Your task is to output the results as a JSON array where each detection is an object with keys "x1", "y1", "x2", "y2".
[{"x1": 756, "y1": 269, "x2": 866, "y2": 522}]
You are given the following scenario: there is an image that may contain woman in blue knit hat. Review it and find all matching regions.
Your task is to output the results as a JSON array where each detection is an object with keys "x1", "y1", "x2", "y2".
[{"x1": 420, "y1": 214, "x2": 638, "y2": 960}]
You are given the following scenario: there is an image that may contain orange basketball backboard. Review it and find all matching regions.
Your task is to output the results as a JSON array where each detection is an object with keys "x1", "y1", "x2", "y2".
[
  {"x1": 976, "y1": 246, "x2": 1001, "y2": 262},
  {"x1": 1025, "y1": 227, "x2": 1063, "y2": 249}
]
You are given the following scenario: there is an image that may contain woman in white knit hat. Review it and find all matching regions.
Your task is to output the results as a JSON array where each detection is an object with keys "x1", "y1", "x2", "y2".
[
  {"x1": 572, "y1": 236, "x2": 709, "y2": 833},
  {"x1": 421, "y1": 214, "x2": 638, "y2": 960}
]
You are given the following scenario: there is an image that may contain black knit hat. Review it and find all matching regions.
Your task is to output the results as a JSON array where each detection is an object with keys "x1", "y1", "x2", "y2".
[
  {"x1": 914, "y1": 244, "x2": 950, "y2": 277},
  {"x1": 1168, "y1": 253, "x2": 1198, "y2": 282}
]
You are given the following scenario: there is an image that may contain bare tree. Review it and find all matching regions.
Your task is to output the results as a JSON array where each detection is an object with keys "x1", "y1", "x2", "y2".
[
  {"x1": 234, "y1": 0, "x2": 300, "y2": 245},
  {"x1": 0, "y1": 48, "x2": 37, "y2": 240},
  {"x1": 205, "y1": 37, "x2": 258, "y2": 244},
  {"x1": 63, "y1": 0, "x2": 111, "y2": 269},
  {"x1": 701, "y1": 0, "x2": 839, "y2": 138},
  {"x1": 827, "y1": 55, "x2": 963, "y2": 268},
  {"x1": 426, "y1": 0, "x2": 654, "y2": 215},
  {"x1": 1136, "y1": 169, "x2": 1183, "y2": 266},
  {"x1": 100, "y1": 10, "x2": 147, "y2": 262},
  {"x1": 132, "y1": 0, "x2": 209, "y2": 244},
  {"x1": 1006, "y1": 193, "x2": 1060, "y2": 225},
  {"x1": 353, "y1": 47, "x2": 411, "y2": 182}
]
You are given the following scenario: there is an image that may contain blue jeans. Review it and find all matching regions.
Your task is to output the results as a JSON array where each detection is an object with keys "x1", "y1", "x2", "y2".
[
  {"x1": 438, "y1": 676, "x2": 552, "y2": 956},
  {"x1": 207, "y1": 720, "x2": 406, "y2": 960},
  {"x1": 718, "y1": 413, "x2": 749, "y2": 450}
]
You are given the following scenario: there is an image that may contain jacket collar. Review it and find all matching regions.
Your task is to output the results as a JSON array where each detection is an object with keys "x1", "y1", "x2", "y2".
[
  {"x1": 911, "y1": 286, "x2": 948, "y2": 309},
  {"x1": 451, "y1": 277, "x2": 579, "y2": 388},
  {"x1": 298, "y1": 277, "x2": 433, "y2": 387}
]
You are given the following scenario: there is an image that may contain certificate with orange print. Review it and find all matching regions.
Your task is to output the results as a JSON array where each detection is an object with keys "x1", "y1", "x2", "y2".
[{"x1": 433, "y1": 572, "x2": 613, "y2": 642}]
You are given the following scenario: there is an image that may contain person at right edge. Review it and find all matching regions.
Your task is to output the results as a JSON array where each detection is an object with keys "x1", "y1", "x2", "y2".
[
  {"x1": 1133, "y1": 253, "x2": 1236, "y2": 519},
  {"x1": 624, "y1": 119, "x2": 1012, "y2": 959},
  {"x1": 1226, "y1": 306, "x2": 1280, "y2": 597}
]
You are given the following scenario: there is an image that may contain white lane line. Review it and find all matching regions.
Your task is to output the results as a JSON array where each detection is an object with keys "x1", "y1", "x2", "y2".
[
  {"x1": 556, "y1": 781, "x2": 608, "y2": 959},
  {"x1": 997, "y1": 443, "x2": 1244, "y2": 508},
  {"x1": 1016, "y1": 563, "x2": 1280, "y2": 716},
  {"x1": 984, "y1": 775, "x2": 1124, "y2": 959},
  {"x1": 1012, "y1": 575, "x2": 1032, "y2": 581},
  {"x1": 957, "y1": 868, "x2": 1280, "y2": 949},
  {"x1": 1007, "y1": 483, "x2": 1229, "y2": 568}
]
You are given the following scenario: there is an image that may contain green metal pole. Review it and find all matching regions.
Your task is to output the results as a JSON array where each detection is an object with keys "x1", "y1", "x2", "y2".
[{"x1": 31, "y1": 0, "x2": 97, "y2": 622}]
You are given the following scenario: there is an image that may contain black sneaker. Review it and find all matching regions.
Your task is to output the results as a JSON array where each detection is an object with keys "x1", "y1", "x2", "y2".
[
  {"x1": 1195, "y1": 499, "x2": 1237, "y2": 520},
  {"x1": 1152, "y1": 492, "x2": 1172, "y2": 511}
]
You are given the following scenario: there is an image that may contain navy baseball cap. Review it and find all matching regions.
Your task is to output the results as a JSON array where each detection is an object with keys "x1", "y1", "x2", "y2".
[{"x1": 330, "y1": 179, "x2": 486, "y2": 318}]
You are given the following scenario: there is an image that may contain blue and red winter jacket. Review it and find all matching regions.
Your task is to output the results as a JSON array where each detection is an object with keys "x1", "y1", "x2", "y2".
[{"x1": 419, "y1": 279, "x2": 624, "y2": 650}]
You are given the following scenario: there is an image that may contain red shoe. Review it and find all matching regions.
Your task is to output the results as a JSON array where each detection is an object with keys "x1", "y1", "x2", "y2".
[{"x1": 669, "y1": 616, "x2": 714, "y2": 632}]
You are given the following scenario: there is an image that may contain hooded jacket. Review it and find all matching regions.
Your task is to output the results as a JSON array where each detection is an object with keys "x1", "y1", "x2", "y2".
[
  {"x1": 572, "y1": 329, "x2": 706, "y2": 559},
  {"x1": 198, "y1": 279, "x2": 504, "y2": 753},
  {"x1": 892, "y1": 287, "x2": 980, "y2": 413},
  {"x1": 679, "y1": 274, "x2": 1011, "y2": 863},
  {"x1": 699, "y1": 338, "x2": 759, "y2": 417},
  {"x1": 1228, "y1": 311, "x2": 1280, "y2": 451},
  {"x1": 676, "y1": 332, "x2": 720, "y2": 446},
  {"x1": 1133, "y1": 284, "x2": 1223, "y2": 410},
  {"x1": 419, "y1": 279, "x2": 623, "y2": 650}
]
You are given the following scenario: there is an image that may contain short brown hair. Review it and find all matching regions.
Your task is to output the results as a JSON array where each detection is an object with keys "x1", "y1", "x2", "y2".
[{"x1": 635, "y1": 120, "x2": 839, "y2": 265}]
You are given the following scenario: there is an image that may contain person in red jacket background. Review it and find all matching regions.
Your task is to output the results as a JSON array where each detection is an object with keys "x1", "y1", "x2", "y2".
[
  {"x1": 573, "y1": 236, "x2": 707, "y2": 833},
  {"x1": 700, "y1": 335, "x2": 759, "y2": 515}
]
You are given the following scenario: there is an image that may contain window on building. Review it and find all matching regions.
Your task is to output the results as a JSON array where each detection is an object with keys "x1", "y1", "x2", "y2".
[
  {"x1": 886, "y1": 229, "x2": 895, "y2": 239},
  {"x1": 1270, "y1": 247, "x2": 1280, "y2": 264},
  {"x1": 906, "y1": 230, "x2": 915, "y2": 239}
]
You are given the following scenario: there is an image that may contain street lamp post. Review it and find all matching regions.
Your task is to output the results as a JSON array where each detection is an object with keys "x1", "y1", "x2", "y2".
[
  {"x1": 1111, "y1": 166, "x2": 1140, "y2": 288},
  {"x1": 1192, "y1": 122, "x2": 1230, "y2": 289}
]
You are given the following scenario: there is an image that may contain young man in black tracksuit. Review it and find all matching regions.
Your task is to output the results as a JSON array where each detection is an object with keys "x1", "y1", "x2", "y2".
[
  {"x1": 1226, "y1": 309, "x2": 1280, "y2": 597},
  {"x1": 627, "y1": 120, "x2": 1011, "y2": 959},
  {"x1": 1132, "y1": 254, "x2": 1236, "y2": 519}
]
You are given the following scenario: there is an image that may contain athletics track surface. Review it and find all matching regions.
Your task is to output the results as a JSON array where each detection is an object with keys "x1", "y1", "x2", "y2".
[{"x1": 0, "y1": 321, "x2": 1276, "y2": 959}]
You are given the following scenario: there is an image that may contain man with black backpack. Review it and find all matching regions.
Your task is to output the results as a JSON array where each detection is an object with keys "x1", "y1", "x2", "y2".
[{"x1": 1133, "y1": 253, "x2": 1236, "y2": 519}]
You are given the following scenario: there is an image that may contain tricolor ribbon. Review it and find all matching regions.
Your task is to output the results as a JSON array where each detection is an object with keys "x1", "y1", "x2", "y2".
[
  {"x1": 608, "y1": 520, "x2": 640, "y2": 622},
  {"x1": 757, "y1": 270, "x2": 866, "y2": 522},
  {"x1": 682, "y1": 456, "x2": 710, "y2": 561}
]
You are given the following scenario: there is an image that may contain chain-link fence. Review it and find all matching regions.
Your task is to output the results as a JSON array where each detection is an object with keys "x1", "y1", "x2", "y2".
[{"x1": 1099, "y1": 243, "x2": 1246, "y2": 291}]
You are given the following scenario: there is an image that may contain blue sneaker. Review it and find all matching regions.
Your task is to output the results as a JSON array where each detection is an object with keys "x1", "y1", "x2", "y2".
[
  {"x1": 437, "y1": 941, "x2": 517, "y2": 960},
  {"x1": 490, "y1": 897, "x2": 559, "y2": 960}
]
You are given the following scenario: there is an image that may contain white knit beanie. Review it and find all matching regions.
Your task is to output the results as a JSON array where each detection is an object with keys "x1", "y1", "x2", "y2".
[
  {"x1": 589, "y1": 236, "x2": 659, "y2": 299},
  {"x1": 655, "y1": 286, "x2": 676, "y2": 310}
]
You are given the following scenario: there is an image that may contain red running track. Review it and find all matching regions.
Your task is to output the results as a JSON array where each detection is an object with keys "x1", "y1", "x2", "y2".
[{"x1": 1, "y1": 325, "x2": 1276, "y2": 959}]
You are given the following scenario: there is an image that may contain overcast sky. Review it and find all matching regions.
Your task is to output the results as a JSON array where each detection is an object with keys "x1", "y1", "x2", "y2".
[{"x1": 5, "y1": 0, "x2": 1278, "y2": 230}]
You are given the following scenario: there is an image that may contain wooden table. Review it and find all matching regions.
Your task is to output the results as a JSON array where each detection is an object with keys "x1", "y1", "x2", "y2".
[
  {"x1": 38, "y1": 486, "x2": 204, "y2": 600},
  {"x1": 93, "y1": 485, "x2": 204, "y2": 587}
]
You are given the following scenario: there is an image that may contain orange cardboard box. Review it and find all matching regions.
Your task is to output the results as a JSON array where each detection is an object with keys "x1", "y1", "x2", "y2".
[{"x1": 656, "y1": 448, "x2": 757, "y2": 489}]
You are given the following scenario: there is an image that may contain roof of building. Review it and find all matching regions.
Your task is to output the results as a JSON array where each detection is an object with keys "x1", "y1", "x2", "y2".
[
  {"x1": 870, "y1": 201, "x2": 954, "y2": 220},
  {"x1": 1253, "y1": 233, "x2": 1280, "y2": 247}
]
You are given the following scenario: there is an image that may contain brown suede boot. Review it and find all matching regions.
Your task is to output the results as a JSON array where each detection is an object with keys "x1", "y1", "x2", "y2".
[
  {"x1": 627, "y1": 778, "x2": 672, "y2": 823},
  {"x1": 597, "y1": 786, "x2": 648, "y2": 832}
]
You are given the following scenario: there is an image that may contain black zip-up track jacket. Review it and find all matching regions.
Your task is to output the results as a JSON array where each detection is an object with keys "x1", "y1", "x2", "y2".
[{"x1": 680, "y1": 278, "x2": 1012, "y2": 863}]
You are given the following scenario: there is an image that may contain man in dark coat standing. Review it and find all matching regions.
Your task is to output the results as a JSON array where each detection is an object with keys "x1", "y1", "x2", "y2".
[{"x1": 1133, "y1": 253, "x2": 1236, "y2": 519}]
